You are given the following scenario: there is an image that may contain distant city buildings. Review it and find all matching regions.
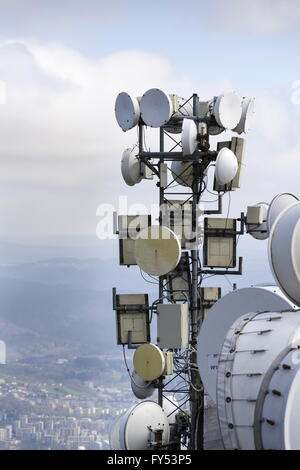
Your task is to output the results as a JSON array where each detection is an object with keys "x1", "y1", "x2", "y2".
[{"x1": 0, "y1": 375, "x2": 134, "y2": 450}]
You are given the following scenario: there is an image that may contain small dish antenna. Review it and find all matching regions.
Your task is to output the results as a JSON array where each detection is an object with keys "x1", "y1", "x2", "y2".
[
  {"x1": 133, "y1": 343, "x2": 166, "y2": 381},
  {"x1": 213, "y1": 91, "x2": 242, "y2": 130},
  {"x1": 134, "y1": 225, "x2": 181, "y2": 276},
  {"x1": 182, "y1": 118, "x2": 198, "y2": 156},
  {"x1": 140, "y1": 88, "x2": 173, "y2": 127},
  {"x1": 109, "y1": 401, "x2": 170, "y2": 450},
  {"x1": 268, "y1": 201, "x2": 300, "y2": 306},
  {"x1": 121, "y1": 148, "x2": 142, "y2": 186},
  {"x1": 267, "y1": 192, "x2": 299, "y2": 231},
  {"x1": 131, "y1": 371, "x2": 155, "y2": 399},
  {"x1": 233, "y1": 97, "x2": 255, "y2": 134},
  {"x1": 214, "y1": 147, "x2": 238, "y2": 185},
  {"x1": 115, "y1": 92, "x2": 140, "y2": 131}
]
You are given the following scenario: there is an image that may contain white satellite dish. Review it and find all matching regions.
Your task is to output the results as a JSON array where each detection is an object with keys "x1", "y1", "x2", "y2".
[
  {"x1": 217, "y1": 308, "x2": 300, "y2": 450},
  {"x1": 214, "y1": 147, "x2": 238, "y2": 185},
  {"x1": 182, "y1": 118, "x2": 198, "y2": 156},
  {"x1": 140, "y1": 88, "x2": 173, "y2": 128},
  {"x1": 109, "y1": 401, "x2": 170, "y2": 450},
  {"x1": 115, "y1": 92, "x2": 140, "y2": 131},
  {"x1": 267, "y1": 192, "x2": 299, "y2": 231},
  {"x1": 131, "y1": 371, "x2": 155, "y2": 399},
  {"x1": 213, "y1": 91, "x2": 242, "y2": 130},
  {"x1": 197, "y1": 285, "x2": 296, "y2": 402},
  {"x1": 171, "y1": 160, "x2": 194, "y2": 187},
  {"x1": 121, "y1": 148, "x2": 142, "y2": 186},
  {"x1": 133, "y1": 343, "x2": 166, "y2": 381},
  {"x1": 134, "y1": 225, "x2": 181, "y2": 276},
  {"x1": 247, "y1": 202, "x2": 269, "y2": 240},
  {"x1": 233, "y1": 97, "x2": 255, "y2": 134},
  {"x1": 268, "y1": 201, "x2": 300, "y2": 306}
]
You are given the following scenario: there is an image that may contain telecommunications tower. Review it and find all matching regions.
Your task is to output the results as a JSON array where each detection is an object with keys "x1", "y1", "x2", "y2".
[{"x1": 110, "y1": 88, "x2": 255, "y2": 450}]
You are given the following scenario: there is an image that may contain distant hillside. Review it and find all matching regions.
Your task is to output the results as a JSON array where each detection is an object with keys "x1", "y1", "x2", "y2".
[
  {"x1": 0, "y1": 257, "x2": 156, "y2": 363},
  {"x1": 0, "y1": 276, "x2": 115, "y2": 360},
  {"x1": 0, "y1": 256, "x2": 146, "y2": 291},
  {"x1": 0, "y1": 253, "x2": 273, "y2": 365}
]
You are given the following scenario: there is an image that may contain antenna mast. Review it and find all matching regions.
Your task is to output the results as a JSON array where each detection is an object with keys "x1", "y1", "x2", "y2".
[{"x1": 112, "y1": 88, "x2": 253, "y2": 450}]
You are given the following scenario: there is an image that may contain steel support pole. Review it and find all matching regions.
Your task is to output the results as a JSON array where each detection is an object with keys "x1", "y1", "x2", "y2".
[
  {"x1": 158, "y1": 126, "x2": 164, "y2": 409},
  {"x1": 190, "y1": 94, "x2": 204, "y2": 450}
]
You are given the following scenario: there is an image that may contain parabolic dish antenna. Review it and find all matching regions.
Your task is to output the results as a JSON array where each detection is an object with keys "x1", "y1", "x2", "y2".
[
  {"x1": 197, "y1": 285, "x2": 296, "y2": 402},
  {"x1": 109, "y1": 401, "x2": 170, "y2": 450},
  {"x1": 214, "y1": 147, "x2": 238, "y2": 185},
  {"x1": 268, "y1": 201, "x2": 300, "y2": 306},
  {"x1": 140, "y1": 88, "x2": 173, "y2": 128},
  {"x1": 247, "y1": 202, "x2": 269, "y2": 240},
  {"x1": 115, "y1": 92, "x2": 140, "y2": 131},
  {"x1": 233, "y1": 97, "x2": 255, "y2": 134},
  {"x1": 267, "y1": 192, "x2": 299, "y2": 232},
  {"x1": 171, "y1": 160, "x2": 194, "y2": 187},
  {"x1": 133, "y1": 343, "x2": 165, "y2": 381},
  {"x1": 213, "y1": 91, "x2": 242, "y2": 130},
  {"x1": 217, "y1": 308, "x2": 300, "y2": 450},
  {"x1": 131, "y1": 371, "x2": 155, "y2": 399},
  {"x1": 182, "y1": 118, "x2": 198, "y2": 156},
  {"x1": 134, "y1": 225, "x2": 181, "y2": 276},
  {"x1": 121, "y1": 148, "x2": 142, "y2": 186}
]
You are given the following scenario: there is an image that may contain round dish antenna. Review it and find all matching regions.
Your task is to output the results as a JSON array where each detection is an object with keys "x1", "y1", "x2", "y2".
[
  {"x1": 268, "y1": 201, "x2": 300, "y2": 306},
  {"x1": 182, "y1": 118, "x2": 198, "y2": 156},
  {"x1": 233, "y1": 97, "x2": 255, "y2": 134},
  {"x1": 214, "y1": 147, "x2": 238, "y2": 185},
  {"x1": 213, "y1": 91, "x2": 242, "y2": 130},
  {"x1": 140, "y1": 88, "x2": 173, "y2": 128},
  {"x1": 131, "y1": 371, "x2": 155, "y2": 399},
  {"x1": 109, "y1": 401, "x2": 170, "y2": 450},
  {"x1": 134, "y1": 225, "x2": 181, "y2": 276},
  {"x1": 267, "y1": 192, "x2": 299, "y2": 231},
  {"x1": 121, "y1": 148, "x2": 142, "y2": 186},
  {"x1": 115, "y1": 92, "x2": 140, "y2": 131},
  {"x1": 133, "y1": 343, "x2": 165, "y2": 381},
  {"x1": 197, "y1": 285, "x2": 296, "y2": 401}
]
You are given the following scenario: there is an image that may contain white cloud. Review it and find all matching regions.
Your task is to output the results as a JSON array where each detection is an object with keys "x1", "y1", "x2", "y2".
[
  {"x1": 0, "y1": 38, "x2": 300, "y2": 240},
  {"x1": 212, "y1": 0, "x2": 300, "y2": 34},
  {"x1": 0, "y1": 39, "x2": 239, "y2": 237}
]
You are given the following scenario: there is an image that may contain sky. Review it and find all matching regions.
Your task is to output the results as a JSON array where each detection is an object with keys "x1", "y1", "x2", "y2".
[{"x1": 0, "y1": 0, "x2": 299, "y2": 281}]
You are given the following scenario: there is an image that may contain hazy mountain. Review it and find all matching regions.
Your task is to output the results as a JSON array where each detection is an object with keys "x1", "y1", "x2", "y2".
[
  {"x1": 0, "y1": 257, "x2": 157, "y2": 363},
  {"x1": 0, "y1": 251, "x2": 273, "y2": 364},
  {"x1": 0, "y1": 275, "x2": 117, "y2": 360},
  {"x1": 0, "y1": 255, "x2": 147, "y2": 291}
]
